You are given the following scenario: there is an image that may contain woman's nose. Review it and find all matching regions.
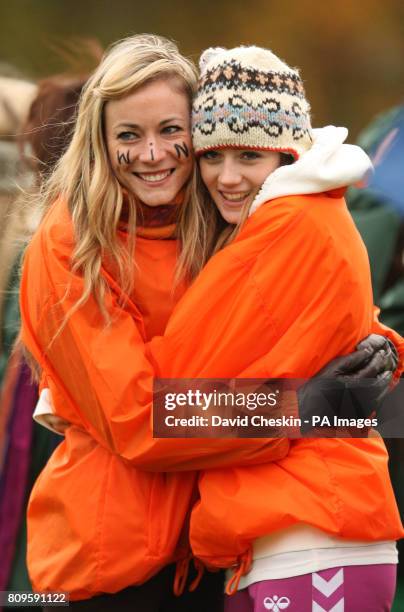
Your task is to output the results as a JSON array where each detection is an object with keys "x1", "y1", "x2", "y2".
[
  {"x1": 138, "y1": 139, "x2": 165, "y2": 163},
  {"x1": 218, "y1": 161, "x2": 241, "y2": 187}
]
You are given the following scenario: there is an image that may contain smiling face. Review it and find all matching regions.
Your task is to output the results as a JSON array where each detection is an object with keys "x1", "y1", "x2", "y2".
[
  {"x1": 105, "y1": 78, "x2": 193, "y2": 207},
  {"x1": 199, "y1": 149, "x2": 282, "y2": 224}
]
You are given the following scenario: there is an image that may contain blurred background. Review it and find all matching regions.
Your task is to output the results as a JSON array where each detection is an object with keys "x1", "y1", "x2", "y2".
[{"x1": 1, "y1": 0, "x2": 404, "y2": 138}]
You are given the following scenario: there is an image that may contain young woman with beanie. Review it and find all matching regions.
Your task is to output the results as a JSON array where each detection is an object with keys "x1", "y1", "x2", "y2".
[
  {"x1": 20, "y1": 36, "x2": 400, "y2": 611},
  {"x1": 139, "y1": 46, "x2": 404, "y2": 611}
]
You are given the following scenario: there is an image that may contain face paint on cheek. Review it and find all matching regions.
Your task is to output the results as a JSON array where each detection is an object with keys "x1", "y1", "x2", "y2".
[
  {"x1": 117, "y1": 149, "x2": 131, "y2": 165},
  {"x1": 174, "y1": 142, "x2": 190, "y2": 159},
  {"x1": 149, "y1": 143, "x2": 154, "y2": 161}
]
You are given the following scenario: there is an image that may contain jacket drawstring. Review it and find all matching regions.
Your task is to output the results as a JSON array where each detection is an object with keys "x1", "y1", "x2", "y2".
[
  {"x1": 188, "y1": 558, "x2": 205, "y2": 592},
  {"x1": 225, "y1": 547, "x2": 253, "y2": 596},
  {"x1": 174, "y1": 556, "x2": 191, "y2": 596},
  {"x1": 174, "y1": 555, "x2": 206, "y2": 595}
]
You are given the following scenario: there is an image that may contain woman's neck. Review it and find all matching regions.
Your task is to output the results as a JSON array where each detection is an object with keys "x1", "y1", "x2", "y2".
[
  {"x1": 136, "y1": 201, "x2": 179, "y2": 229},
  {"x1": 121, "y1": 189, "x2": 184, "y2": 239}
]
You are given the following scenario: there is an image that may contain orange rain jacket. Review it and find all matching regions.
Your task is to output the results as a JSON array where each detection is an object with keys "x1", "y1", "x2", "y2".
[
  {"x1": 145, "y1": 190, "x2": 404, "y2": 574},
  {"x1": 20, "y1": 199, "x2": 288, "y2": 599}
]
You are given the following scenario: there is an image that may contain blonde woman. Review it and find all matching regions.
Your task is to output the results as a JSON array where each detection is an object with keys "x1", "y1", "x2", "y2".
[{"x1": 20, "y1": 36, "x2": 398, "y2": 611}]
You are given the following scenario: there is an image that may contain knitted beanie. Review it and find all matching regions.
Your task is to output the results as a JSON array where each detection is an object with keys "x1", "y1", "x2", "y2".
[{"x1": 192, "y1": 46, "x2": 313, "y2": 159}]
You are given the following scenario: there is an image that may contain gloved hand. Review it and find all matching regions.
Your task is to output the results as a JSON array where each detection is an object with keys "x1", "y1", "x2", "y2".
[{"x1": 298, "y1": 334, "x2": 398, "y2": 431}]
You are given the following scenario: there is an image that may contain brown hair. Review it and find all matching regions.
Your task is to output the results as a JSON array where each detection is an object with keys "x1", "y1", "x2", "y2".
[{"x1": 20, "y1": 76, "x2": 87, "y2": 179}]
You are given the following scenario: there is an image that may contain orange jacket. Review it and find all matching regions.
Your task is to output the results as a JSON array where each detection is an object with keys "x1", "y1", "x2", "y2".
[
  {"x1": 145, "y1": 192, "x2": 404, "y2": 573},
  {"x1": 20, "y1": 199, "x2": 288, "y2": 599}
]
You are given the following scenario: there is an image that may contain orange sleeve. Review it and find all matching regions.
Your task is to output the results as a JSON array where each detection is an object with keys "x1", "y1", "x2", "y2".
[
  {"x1": 38, "y1": 373, "x2": 48, "y2": 395},
  {"x1": 146, "y1": 194, "x2": 404, "y2": 422},
  {"x1": 146, "y1": 196, "x2": 375, "y2": 380}
]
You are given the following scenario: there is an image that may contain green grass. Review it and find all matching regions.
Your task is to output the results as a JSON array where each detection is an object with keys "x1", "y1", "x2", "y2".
[{"x1": 393, "y1": 577, "x2": 404, "y2": 612}]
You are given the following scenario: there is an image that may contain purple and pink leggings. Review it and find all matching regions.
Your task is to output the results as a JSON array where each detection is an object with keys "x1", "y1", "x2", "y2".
[{"x1": 225, "y1": 564, "x2": 396, "y2": 611}]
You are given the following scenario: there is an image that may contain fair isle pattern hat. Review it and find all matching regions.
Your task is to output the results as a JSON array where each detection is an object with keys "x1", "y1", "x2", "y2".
[{"x1": 192, "y1": 46, "x2": 313, "y2": 159}]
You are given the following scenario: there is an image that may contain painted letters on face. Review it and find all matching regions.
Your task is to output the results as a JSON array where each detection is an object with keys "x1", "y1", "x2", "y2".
[
  {"x1": 105, "y1": 79, "x2": 193, "y2": 207},
  {"x1": 149, "y1": 143, "x2": 155, "y2": 161},
  {"x1": 117, "y1": 149, "x2": 131, "y2": 165},
  {"x1": 174, "y1": 142, "x2": 190, "y2": 159}
]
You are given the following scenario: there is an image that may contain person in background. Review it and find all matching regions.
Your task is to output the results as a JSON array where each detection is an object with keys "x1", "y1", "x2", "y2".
[
  {"x1": 347, "y1": 104, "x2": 404, "y2": 609},
  {"x1": 0, "y1": 73, "x2": 37, "y2": 382},
  {"x1": 0, "y1": 71, "x2": 90, "y2": 607},
  {"x1": 0, "y1": 73, "x2": 39, "y2": 606},
  {"x1": 348, "y1": 105, "x2": 404, "y2": 334}
]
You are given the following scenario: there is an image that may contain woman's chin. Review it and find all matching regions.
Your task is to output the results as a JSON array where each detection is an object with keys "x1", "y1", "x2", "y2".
[
  {"x1": 126, "y1": 175, "x2": 186, "y2": 207},
  {"x1": 221, "y1": 209, "x2": 243, "y2": 224},
  {"x1": 131, "y1": 186, "x2": 178, "y2": 207}
]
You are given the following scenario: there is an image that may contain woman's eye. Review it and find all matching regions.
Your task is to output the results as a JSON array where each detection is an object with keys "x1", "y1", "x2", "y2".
[
  {"x1": 117, "y1": 131, "x2": 137, "y2": 141},
  {"x1": 163, "y1": 125, "x2": 181, "y2": 134},
  {"x1": 241, "y1": 151, "x2": 261, "y2": 160},
  {"x1": 201, "y1": 151, "x2": 219, "y2": 161}
]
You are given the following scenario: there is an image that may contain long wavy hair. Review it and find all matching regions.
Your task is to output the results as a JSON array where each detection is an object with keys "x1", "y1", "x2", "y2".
[{"x1": 37, "y1": 34, "x2": 216, "y2": 322}]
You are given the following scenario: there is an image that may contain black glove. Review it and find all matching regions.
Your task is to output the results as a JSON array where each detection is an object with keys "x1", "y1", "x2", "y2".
[{"x1": 298, "y1": 334, "x2": 398, "y2": 432}]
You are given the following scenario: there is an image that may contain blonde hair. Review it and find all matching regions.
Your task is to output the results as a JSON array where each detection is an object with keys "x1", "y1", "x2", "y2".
[{"x1": 37, "y1": 34, "x2": 211, "y2": 322}]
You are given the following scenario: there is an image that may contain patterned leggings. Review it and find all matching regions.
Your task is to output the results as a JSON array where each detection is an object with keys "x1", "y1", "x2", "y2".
[{"x1": 224, "y1": 564, "x2": 396, "y2": 611}]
